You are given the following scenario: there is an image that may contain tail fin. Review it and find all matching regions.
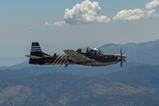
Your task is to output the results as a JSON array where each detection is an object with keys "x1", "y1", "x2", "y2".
[
  {"x1": 28, "y1": 42, "x2": 45, "y2": 64},
  {"x1": 30, "y1": 42, "x2": 43, "y2": 57}
]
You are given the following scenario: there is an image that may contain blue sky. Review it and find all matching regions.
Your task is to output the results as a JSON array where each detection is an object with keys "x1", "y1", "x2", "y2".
[{"x1": 0, "y1": 0, "x2": 159, "y2": 66}]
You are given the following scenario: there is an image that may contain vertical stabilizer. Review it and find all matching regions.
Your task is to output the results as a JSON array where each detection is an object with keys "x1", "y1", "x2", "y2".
[
  {"x1": 29, "y1": 42, "x2": 44, "y2": 64},
  {"x1": 30, "y1": 42, "x2": 43, "y2": 57}
]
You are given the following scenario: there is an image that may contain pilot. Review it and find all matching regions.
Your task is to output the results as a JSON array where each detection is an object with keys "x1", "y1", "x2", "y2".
[
  {"x1": 77, "y1": 49, "x2": 82, "y2": 53},
  {"x1": 86, "y1": 48, "x2": 90, "y2": 54},
  {"x1": 98, "y1": 50, "x2": 102, "y2": 55}
]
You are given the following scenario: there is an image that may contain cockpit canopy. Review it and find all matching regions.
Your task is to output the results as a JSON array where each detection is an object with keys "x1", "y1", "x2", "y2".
[{"x1": 76, "y1": 47, "x2": 103, "y2": 55}]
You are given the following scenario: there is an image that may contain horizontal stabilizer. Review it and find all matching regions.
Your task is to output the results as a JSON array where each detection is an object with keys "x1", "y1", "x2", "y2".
[{"x1": 26, "y1": 55, "x2": 44, "y2": 59}]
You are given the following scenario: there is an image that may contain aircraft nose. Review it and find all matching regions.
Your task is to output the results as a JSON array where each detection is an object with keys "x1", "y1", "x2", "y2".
[
  {"x1": 122, "y1": 55, "x2": 126, "y2": 59},
  {"x1": 118, "y1": 55, "x2": 126, "y2": 60},
  {"x1": 122, "y1": 55, "x2": 126, "y2": 62}
]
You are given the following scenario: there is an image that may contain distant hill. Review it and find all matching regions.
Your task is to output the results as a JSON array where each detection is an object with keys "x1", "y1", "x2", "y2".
[
  {"x1": 0, "y1": 64, "x2": 159, "y2": 106},
  {"x1": 100, "y1": 39, "x2": 159, "y2": 65}
]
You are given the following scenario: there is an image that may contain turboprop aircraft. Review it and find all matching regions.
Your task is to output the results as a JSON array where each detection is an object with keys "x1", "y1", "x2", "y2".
[{"x1": 26, "y1": 42, "x2": 126, "y2": 67}]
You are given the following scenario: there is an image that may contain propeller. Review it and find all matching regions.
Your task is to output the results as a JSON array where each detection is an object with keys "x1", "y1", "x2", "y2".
[{"x1": 120, "y1": 49, "x2": 126, "y2": 68}]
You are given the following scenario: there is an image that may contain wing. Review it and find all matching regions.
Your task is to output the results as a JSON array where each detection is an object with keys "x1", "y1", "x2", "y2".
[
  {"x1": 64, "y1": 50, "x2": 94, "y2": 63},
  {"x1": 26, "y1": 54, "x2": 51, "y2": 59}
]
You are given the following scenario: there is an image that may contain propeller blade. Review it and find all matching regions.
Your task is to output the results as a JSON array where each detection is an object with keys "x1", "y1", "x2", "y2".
[
  {"x1": 120, "y1": 60, "x2": 123, "y2": 68},
  {"x1": 119, "y1": 48, "x2": 126, "y2": 68},
  {"x1": 120, "y1": 48, "x2": 123, "y2": 68},
  {"x1": 120, "y1": 48, "x2": 123, "y2": 57},
  {"x1": 123, "y1": 59, "x2": 126, "y2": 62}
]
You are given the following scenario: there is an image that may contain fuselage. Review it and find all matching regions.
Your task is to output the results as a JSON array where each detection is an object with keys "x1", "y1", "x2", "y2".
[
  {"x1": 29, "y1": 53, "x2": 121, "y2": 66},
  {"x1": 74, "y1": 52, "x2": 121, "y2": 66}
]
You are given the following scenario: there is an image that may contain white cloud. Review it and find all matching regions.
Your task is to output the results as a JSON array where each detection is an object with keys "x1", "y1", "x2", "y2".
[
  {"x1": 45, "y1": 21, "x2": 65, "y2": 27},
  {"x1": 53, "y1": 21, "x2": 65, "y2": 27},
  {"x1": 54, "y1": 0, "x2": 110, "y2": 26},
  {"x1": 145, "y1": 0, "x2": 159, "y2": 9},
  {"x1": 113, "y1": 8, "x2": 159, "y2": 21},
  {"x1": 47, "y1": 0, "x2": 159, "y2": 26},
  {"x1": 44, "y1": 21, "x2": 54, "y2": 26}
]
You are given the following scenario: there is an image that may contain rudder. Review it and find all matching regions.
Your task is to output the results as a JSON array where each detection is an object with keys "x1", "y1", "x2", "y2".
[
  {"x1": 30, "y1": 42, "x2": 43, "y2": 57},
  {"x1": 29, "y1": 42, "x2": 44, "y2": 64}
]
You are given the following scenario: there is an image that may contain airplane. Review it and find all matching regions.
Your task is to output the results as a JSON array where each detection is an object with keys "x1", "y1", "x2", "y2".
[{"x1": 26, "y1": 42, "x2": 126, "y2": 67}]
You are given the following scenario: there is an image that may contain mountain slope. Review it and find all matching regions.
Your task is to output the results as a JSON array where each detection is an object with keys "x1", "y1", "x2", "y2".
[
  {"x1": 0, "y1": 65, "x2": 159, "y2": 106},
  {"x1": 100, "y1": 39, "x2": 159, "y2": 65}
]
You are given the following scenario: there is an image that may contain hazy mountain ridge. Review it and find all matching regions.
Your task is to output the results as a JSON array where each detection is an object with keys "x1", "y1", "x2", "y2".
[
  {"x1": 100, "y1": 39, "x2": 159, "y2": 65},
  {"x1": 1, "y1": 39, "x2": 159, "y2": 106},
  {"x1": 0, "y1": 65, "x2": 159, "y2": 106}
]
